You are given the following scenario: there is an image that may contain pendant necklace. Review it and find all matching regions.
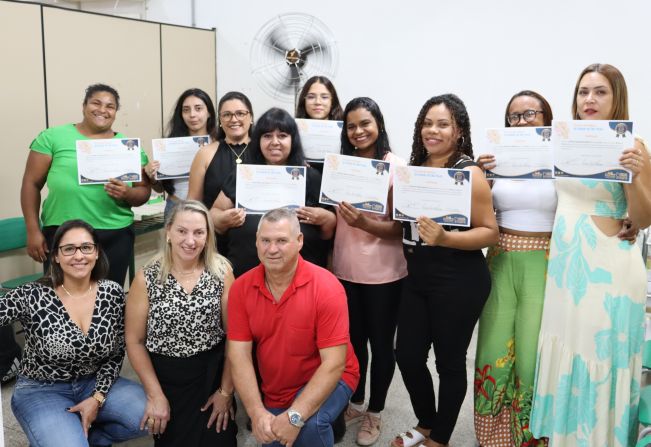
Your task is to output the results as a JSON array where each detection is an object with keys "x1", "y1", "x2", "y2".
[{"x1": 226, "y1": 142, "x2": 248, "y2": 164}]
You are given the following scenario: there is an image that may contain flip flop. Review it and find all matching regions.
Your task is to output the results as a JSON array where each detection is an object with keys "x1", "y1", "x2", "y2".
[{"x1": 390, "y1": 428, "x2": 427, "y2": 447}]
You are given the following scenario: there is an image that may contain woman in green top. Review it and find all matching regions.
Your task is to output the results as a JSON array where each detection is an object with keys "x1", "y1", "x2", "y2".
[{"x1": 21, "y1": 83, "x2": 151, "y2": 285}]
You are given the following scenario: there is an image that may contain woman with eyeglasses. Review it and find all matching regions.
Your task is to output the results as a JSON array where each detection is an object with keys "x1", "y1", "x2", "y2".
[
  {"x1": 295, "y1": 76, "x2": 344, "y2": 177},
  {"x1": 528, "y1": 64, "x2": 651, "y2": 446},
  {"x1": 144, "y1": 88, "x2": 218, "y2": 220},
  {"x1": 211, "y1": 107, "x2": 335, "y2": 278},
  {"x1": 188, "y1": 91, "x2": 254, "y2": 210},
  {"x1": 0, "y1": 219, "x2": 147, "y2": 447},
  {"x1": 472, "y1": 91, "x2": 556, "y2": 447}
]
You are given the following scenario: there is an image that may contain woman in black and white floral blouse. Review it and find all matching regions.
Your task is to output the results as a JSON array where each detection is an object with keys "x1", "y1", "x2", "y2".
[
  {"x1": 126, "y1": 200, "x2": 237, "y2": 446},
  {"x1": 0, "y1": 219, "x2": 147, "y2": 447}
]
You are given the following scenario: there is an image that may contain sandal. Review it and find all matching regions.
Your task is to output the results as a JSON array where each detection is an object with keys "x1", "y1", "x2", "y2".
[{"x1": 390, "y1": 428, "x2": 426, "y2": 447}]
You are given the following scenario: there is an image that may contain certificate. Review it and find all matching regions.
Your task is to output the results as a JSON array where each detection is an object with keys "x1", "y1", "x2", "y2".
[
  {"x1": 296, "y1": 118, "x2": 343, "y2": 161},
  {"x1": 319, "y1": 153, "x2": 391, "y2": 214},
  {"x1": 553, "y1": 120, "x2": 633, "y2": 183},
  {"x1": 393, "y1": 166, "x2": 472, "y2": 227},
  {"x1": 484, "y1": 127, "x2": 554, "y2": 179},
  {"x1": 77, "y1": 138, "x2": 142, "y2": 184},
  {"x1": 152, "y1": 135, "x2": 208, "y2": 179},
  {"x1": 235, "y1": 164, "x2": 306, "y2": 214}
]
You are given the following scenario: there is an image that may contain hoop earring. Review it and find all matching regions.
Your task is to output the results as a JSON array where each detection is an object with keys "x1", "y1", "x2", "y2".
[{"x1": 458, "y1": 136, "x2": 465, "y2": 147}]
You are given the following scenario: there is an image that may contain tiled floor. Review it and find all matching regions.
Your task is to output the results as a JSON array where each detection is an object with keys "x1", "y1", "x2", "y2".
[{"x1": 2, "y1": 331, "x2": 480, "y2": 447}]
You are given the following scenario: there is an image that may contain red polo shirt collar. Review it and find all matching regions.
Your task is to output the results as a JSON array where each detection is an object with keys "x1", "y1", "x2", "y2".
[{"x1": 252, "y1": 255, "x2": 311, "y2": 304}]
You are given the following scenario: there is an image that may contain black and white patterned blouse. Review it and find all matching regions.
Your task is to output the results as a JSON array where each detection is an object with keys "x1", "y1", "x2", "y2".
[
  {"x1": 0, "y1": 280, "x2": 125, "y2": 395},
  {"x1": 144, "y1": 261, "x2": 226, "y2": 357}
]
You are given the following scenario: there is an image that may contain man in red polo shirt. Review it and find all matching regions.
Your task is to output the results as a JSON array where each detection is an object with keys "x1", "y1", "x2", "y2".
[{"x1": 228, "y1": 208, "x2": 359, "y2": 447}]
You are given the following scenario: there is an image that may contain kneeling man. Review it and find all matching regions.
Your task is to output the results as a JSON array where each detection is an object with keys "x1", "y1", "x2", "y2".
[{"x1": 228, "y1": 208, "x2": 359, "y2": 447}]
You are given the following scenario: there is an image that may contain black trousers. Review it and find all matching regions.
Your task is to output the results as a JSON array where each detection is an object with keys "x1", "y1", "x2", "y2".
[
  {"x1": 0, "y1": 324, "x2": 21, "y2": 377},
  {"x1": 341, "y1": 279, "x2": 402, "y2": 413},
  {"x1": 149, "y1": 343, "x2": 237, "y2": 447},
  {"x1": 43, "y1": 225, "x2": 135, "y2": 286},
  {"x1": 396, "y1": 264, "x2": 490, "y2": 444}
]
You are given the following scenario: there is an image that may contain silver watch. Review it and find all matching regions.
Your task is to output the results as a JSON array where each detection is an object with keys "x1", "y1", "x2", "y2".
[{"x1": 287, "y1": 409, "x2": 304, "y2": 427}]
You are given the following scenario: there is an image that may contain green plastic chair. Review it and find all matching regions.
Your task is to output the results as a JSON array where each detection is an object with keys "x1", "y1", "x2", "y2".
[{"x1": 0, "y1": 217, "x2": 43, "y2": 288}]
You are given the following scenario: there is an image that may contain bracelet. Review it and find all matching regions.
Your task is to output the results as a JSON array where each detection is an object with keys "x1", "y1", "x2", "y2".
[
  {"x1": 217, "y1": 387, "x2": 233, "y2": 397},
  {"x1": 91, "y1": 391, "x2": 106, "y2": 408}
]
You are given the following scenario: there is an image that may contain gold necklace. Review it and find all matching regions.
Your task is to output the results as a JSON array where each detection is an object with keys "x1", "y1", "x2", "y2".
[
  {"x1": 172, "y1": 266, "x2": 199, "y2": 276},
  {"x1": 226, "y1": 142, "x2": 248, "y2": 164},
  {"x1": 60, "y1": 283, "x2": 93, "y2": 298}
]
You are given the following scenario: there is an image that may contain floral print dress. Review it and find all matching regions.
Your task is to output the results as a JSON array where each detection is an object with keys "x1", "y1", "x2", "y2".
[{"x1": 530, "y1": 177, "x2": 647, "y2": 446}]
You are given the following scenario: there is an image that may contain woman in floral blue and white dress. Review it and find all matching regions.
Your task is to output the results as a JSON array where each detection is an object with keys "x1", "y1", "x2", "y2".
[{"x1": 530, "y1": 63, "x2": 651, "y2": 446}]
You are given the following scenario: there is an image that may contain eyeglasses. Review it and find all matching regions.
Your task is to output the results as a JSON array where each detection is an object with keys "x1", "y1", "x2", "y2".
[
  {"x1": 507, "y1": 110, "x2": 544, "y2": 125},
  {"x1": 219, "y1": 110, "x2": 250, "y2": 121},
  {"x1": 305, "y1": 94, "x2": 331, "y2": 102},
  {"x1": 58, "y1": 243, "x2": 97, "y2": 256}
]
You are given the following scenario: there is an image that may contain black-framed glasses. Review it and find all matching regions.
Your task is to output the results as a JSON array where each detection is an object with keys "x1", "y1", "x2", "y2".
[
  {"x1": 507, "y1": 109, "x2": 544, "y2": 125},
  {"x1": 219, "y1": 110, "x2": 250, "y2": 121},
  {"x1": 58, "y1": 243, "x2": 97, "y2": 256}
]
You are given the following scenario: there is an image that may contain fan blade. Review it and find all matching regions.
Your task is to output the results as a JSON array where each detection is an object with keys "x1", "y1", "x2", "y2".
[{"x1": 264, "y1": 28, "x2": 290, "y2": 55}]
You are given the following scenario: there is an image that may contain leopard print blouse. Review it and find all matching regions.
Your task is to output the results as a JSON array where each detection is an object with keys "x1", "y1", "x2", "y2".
[
  {"x1": 0, "y1": 280, "x2": 125, "y2": 394},
  {"x1": 144, "y1": 261, "x2": 225, "y2": 357}
]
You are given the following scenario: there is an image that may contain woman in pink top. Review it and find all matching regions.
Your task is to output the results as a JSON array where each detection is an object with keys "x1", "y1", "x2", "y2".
[{"x1": 333, "y1": 97, "x2": 407, "y2": 446}]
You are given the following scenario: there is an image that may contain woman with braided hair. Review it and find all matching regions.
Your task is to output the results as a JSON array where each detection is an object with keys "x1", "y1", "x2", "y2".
[{"x1": 392, "y1": 94, "x2": 498, "y2": 447}]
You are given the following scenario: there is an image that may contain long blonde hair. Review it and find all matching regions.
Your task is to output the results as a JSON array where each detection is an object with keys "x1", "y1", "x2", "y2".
[{"x1": 150, "y1": 200, "x2": 230, "y2": 284}]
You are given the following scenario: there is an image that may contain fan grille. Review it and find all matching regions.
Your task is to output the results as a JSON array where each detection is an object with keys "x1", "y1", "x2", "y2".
[{"x1": 250, "y1": 13, "x2": 338, "y2": 103}]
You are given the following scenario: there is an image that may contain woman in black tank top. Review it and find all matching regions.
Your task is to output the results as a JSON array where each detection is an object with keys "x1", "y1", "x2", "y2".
[{"x1": 392, "y1": 94, "x2": 498, "y2": 447}]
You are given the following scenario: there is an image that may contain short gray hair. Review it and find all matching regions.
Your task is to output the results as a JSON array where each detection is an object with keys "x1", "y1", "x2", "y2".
[{"x1": 257, "y1": 208, "x2": 301, "y2": 235}]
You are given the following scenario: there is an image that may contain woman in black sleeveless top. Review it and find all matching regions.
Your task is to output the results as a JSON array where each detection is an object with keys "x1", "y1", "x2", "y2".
[{"x1": 391, "y1": 94, "x2": 498, "y2": 447}]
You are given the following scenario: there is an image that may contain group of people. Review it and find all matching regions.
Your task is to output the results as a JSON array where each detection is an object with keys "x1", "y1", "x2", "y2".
[{"x1": 0, "y1": 62, "x2": 649, "y2": 447}]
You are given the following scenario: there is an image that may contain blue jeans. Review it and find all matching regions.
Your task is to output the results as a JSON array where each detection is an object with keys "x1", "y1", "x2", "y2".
[
  {"x1": 264, "y1": 380, "x2": 352, "y2": 447},
  {"x1": 11, "y1": 375, "x2": 147, "y2": 447}
]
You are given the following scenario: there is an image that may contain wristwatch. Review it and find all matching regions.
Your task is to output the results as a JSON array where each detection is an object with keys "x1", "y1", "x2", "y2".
[
  {"x1": 287, "y1": 409, "x2": 304, "y2": 428},
  {"x1": 91, "y1": 391, "x2": 106, "y2": 408}
]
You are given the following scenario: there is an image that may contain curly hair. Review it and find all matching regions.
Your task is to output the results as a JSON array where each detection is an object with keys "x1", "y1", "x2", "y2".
[
  {"x1": 340, "y1": 97, "x2": 391, "y2": 160},
  {"x1": 409, "y1": 94, "x2": 473, "y2": 167}
]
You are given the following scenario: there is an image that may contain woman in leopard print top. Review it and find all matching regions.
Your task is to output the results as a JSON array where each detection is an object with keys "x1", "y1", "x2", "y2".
[
  {"x1": 126, "y1": 200, "x2": 237, "y2": 446},
  {"x1": 0, "y1": 219, "x2": 147, "y2": 447}
]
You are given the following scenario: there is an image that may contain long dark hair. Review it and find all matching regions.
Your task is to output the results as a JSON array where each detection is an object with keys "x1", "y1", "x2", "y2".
[
  {"x1": 504, "y1": 90, "x2": 553, "y2": 127},
  {"x1": 166, "y1": 88, "x2": 217, "y2": 140},
  {"x1": 162, "y1": 88, "x2": 217, "y2": 195},
  {"x1": 295, "y1": 76, "x2": 344, "y2": 120},
  {"x1": 45, "y1": 220, "x2": 109, "y2": 288},
  {"x1": 410, "y1": 94, "x2": 473, "y2": 168},
  {"x1": 340, "y1": 97, "x2": 391, "y2": 160},
  {"x1": 216, "y1": 91, "x2": 254, "y2": 141},
  {"x1": 248, "y1": 108, "x2": 306, "y2": 166}
]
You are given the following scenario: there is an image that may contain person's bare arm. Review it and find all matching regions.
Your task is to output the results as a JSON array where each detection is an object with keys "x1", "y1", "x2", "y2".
[
  {"x1": 20, "y1": 150, "x2": 52, "y2": 262},
  {"x1": 417, "y1": 166, "x2": 498, "y2": 250},
  {"x1": 210, "y1": 191, "x2": 245, "y2": 235},
  {"x1": 187, "y1": 143, "x2": 218, "y2": 202},
  {"x1": 623, "y1": 140, "x2": 651, "y2": 228},
  {"x1": 125, "y1": 270, "x2": 170, "y2": 435},
  {"x1": 229, "y1": 340, "x2": 277, "y2": 444},
  {"x1": 104, "y1": 171, "x2": 151, "y2": 207}
]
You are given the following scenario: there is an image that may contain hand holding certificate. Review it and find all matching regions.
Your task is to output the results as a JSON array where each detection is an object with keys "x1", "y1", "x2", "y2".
[
  {"x1": 484, "y1": 127, "x2": 554, "y2": 179},
  {"x1": 296, "y1": 119, "x2": 343, "y2": 161},
  {"x1": 319, "y1": 153, "x2": 391, "y2": 214},
  {"x1": 235, "y1": 164, "x2": 306, "y2": 214},
  {"x1": 393, "y1": 165, "x2": 472, "y2": 227},
  {"x1": 152, "y1": 136, "x2": 208, "y2": 179},
  {"x1": 77, "y1": 138, "x2": 142, "y2": 184},
  {"x1": 553, "y1": 120, "x2": 633, "y2": 182}
]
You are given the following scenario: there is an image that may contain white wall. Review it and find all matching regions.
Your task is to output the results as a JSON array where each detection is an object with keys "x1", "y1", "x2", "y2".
[{"x1": 47, "y1": 0, "x2": 651, "y2": 160}]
